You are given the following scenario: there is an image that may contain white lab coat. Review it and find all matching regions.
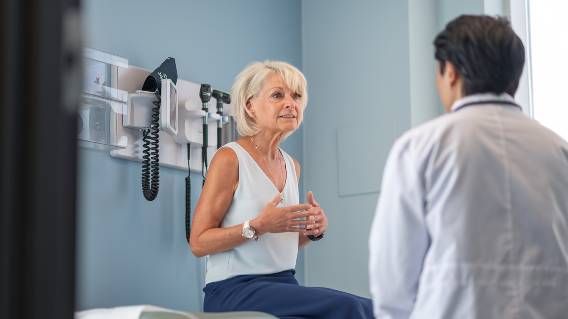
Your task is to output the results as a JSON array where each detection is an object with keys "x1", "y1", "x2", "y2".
[{"x1": 369, "y1": 93, "x2": 568, "y2": 319}]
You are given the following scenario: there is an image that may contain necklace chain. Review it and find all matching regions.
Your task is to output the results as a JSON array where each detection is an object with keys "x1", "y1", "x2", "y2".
[{"x1": 250, "y1": 136, "x2": 286, "y2": 192}]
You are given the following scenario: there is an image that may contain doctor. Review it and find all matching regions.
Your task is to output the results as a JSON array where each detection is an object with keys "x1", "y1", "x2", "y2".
[{"x1": 369, "y1": 15, "x2": 568, "y2": 318}]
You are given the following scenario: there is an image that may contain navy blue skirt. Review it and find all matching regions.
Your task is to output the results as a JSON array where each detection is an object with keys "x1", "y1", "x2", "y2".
[{"x1": 203, "y1": 270, "x2": 373, "y2": 319}]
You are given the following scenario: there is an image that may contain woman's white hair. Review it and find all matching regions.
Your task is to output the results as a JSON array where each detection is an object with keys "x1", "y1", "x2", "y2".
[{"x1": 231, "y1": 60, "x2": 308, "y2": 137}]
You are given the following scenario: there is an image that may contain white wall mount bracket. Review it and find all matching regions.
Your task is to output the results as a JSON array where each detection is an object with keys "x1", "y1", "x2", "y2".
[{"x1": 108, "y1": 62, "x2": 236, "y2": 173}]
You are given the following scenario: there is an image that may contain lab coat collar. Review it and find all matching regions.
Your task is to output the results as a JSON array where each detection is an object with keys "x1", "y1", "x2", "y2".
[{"x1": 451, "y1": 93, "x2": 520, "y2": 112}]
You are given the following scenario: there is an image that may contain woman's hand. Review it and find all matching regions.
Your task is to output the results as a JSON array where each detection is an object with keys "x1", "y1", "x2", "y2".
[
  {"x1": 303, "y1": 191, "x2": 328, "y2": 236},
  {"x1": 251, "y1": 194, "x2": 317, "y2": 235}
]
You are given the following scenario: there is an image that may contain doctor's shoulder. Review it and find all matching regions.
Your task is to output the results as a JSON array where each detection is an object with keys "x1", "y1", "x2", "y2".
[{"x1": 391, "y1": 113, "x2": 457, "y2": 154}]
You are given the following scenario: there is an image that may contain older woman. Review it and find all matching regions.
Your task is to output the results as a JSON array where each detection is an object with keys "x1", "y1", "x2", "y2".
[{"x1": 190, "y1": 61, "x2": 372, "y2": 318}]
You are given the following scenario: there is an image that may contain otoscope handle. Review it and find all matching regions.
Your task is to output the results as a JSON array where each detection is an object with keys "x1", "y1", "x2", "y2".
[
  {"x1": 217, "y1": 126, "x2": 222, "y2": 149},
  {"x1": 202, "y1": 123, "x2": 208, "y2": 146}
]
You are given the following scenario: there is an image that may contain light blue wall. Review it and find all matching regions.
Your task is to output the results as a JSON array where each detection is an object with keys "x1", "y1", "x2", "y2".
[
  {"x1": 483, "y1": 0, "x2": 508, "y2": 16},
  {"x1": 78, "y1": 0, "x2": 303, "y2": 311},
  {"x1": 437, "y1": 0, "x2": 484, "y2": 29},
  {"x1": 301, "y1": 0, "x2": 488, "y2": 297},
  {"x1": 409, "y1": 0, "x2": 442, "y2": 126},
  {"x1": 301, "y1": 0, "x2": 412, "y2": 297}
]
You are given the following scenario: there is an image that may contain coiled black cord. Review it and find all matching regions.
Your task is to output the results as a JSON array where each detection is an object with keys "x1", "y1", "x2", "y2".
[
  {"x1": 141, "y1": 90, "x2": 161, "y2": 201},
  {"x1": 185, "y1": 143, "x2": 191, "y2": 243},
  {"x1": 202, "y1": 123, "x2": 208, "y2": 186}
]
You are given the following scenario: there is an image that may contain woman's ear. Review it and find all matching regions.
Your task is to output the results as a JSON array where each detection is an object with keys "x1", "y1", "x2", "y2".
[{"x1": 245, "y1": 98, "x2": 255, "y2": 120}]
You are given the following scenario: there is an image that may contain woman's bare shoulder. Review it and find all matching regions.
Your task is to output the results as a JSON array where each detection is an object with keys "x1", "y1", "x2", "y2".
[{"x1": 210, "y1": 146, "x2": 239, "y2": 173}]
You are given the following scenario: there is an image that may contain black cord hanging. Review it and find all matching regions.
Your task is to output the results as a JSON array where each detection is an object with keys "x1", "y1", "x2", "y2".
[
  {"x1": 185, "y1": 143, "x2": 192, "y2": 243},
  {"x1": 141, "y1": 90, "x2": 161, "y2": 201}
]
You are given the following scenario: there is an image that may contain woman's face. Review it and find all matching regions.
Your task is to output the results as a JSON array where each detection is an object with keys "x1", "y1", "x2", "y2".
[{"x1": 246, "y1": 73, "x2": 304, "y2": 135}]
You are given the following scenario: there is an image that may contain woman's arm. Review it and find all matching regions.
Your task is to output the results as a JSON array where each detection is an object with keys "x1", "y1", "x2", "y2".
[
  {"x1": 294, "y1": 158, "x2": 313, "y2": 248},
  {"x1": 295, "y1": 159, "x2": 310, "y2": 248},
  {"x1": 294, "y1": 158, "x2": 328, "y2": 248},
  {"x1": 190, "y1": 148, "x2": 316, "y2": 257},
  {"x1": 189, "y1": 147, "x2": 246, "y2": 257}
]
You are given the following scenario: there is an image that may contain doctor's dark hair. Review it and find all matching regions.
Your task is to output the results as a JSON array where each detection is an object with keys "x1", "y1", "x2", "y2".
[{"x1": 433, "y1": 15, "x2": 525, "y2": 96}]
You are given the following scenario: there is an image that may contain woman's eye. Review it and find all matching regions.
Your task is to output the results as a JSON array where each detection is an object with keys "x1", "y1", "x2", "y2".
[
  {"x1": 271, "y1": 92, "x2": 283, "y2": 99},
  {"x1": 292, "y1": 93, "x2": 302, "y2": 100}
]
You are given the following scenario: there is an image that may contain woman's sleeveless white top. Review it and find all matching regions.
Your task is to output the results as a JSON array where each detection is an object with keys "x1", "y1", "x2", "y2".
[{"x1": 205, "y1": 142, "x2": 300, "y2": 284}]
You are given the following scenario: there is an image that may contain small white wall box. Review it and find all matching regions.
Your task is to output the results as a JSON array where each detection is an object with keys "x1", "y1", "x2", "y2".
[
  {"x1": 124, "y1": 91, "x2": 155, "y2": 129},
  {"x1": 160, "y1": 79, "x2": 178, "y2": 136},
  {"x1": 123, "y1": 79, "x2": 177, "y2": 133}
]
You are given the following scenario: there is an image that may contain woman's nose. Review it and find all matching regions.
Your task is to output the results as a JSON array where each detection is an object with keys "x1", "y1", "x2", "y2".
[{"x1": 284, "y1": 95, "x2": 296, "y2": 108}]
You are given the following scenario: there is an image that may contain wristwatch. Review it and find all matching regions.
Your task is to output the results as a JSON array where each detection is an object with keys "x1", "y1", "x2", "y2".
[{"x1": 242, "y1": 220, "x2": 258, "y2": 241}]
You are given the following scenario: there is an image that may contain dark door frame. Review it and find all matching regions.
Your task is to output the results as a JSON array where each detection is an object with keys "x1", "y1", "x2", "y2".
[{"x1": 1, "y1": 0, "x2": 81, "y2": 318}]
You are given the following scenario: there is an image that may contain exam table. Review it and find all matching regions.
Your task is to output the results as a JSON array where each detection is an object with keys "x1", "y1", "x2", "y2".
[{"x1": 76, "y1": 305, "x2": 276, "y2": 319}]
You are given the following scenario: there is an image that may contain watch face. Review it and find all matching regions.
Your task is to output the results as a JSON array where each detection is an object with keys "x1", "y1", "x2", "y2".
[{"x1": 243, "y1": 227, "x2": 255, "y2": 239}]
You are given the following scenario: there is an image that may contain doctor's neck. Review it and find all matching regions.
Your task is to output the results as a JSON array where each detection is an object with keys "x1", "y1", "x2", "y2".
[{"x1": 445, "y1": 88, "x2": 464, "y2": 112}]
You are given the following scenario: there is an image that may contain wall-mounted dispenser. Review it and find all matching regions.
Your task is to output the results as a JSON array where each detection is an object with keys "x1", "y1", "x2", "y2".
[{"x1": 79, "y1": 49, "x2": 129, "y2": 149}]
